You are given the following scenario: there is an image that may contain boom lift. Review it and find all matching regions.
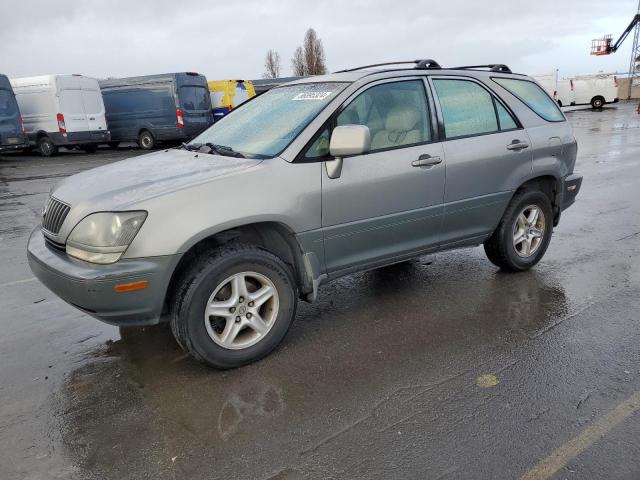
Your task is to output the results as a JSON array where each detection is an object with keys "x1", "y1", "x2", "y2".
[{"x1": 591, "y1": 4, "x2": 640, "y2": 99}]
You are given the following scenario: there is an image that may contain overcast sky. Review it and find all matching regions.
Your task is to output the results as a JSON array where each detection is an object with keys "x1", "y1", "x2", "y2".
[{"x1": 1, "y1": 0, "x2": 638, "y2": 80}]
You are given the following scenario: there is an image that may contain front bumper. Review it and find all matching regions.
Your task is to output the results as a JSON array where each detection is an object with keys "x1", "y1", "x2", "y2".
[
  {"x1": 560, "y1": 173, "x2": 582, "y2": 211},
  {"x1": 27, "y1": 227, "x2": 175, "y2": 326}
]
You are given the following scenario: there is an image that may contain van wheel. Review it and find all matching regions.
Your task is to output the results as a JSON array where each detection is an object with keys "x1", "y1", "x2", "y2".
[
  {"x1": 483, "y1": 190, "x2": 553, "y2": 272},
  {"x1": 107, "y1": 142, "x2": 120, "y2": 149},
  {"x1": 138, "y1": 131, "x2": 155, "y2": 150},
  {"x1": 82, "y1": 144, "x2": 98, "y2": 153},
  {"x1": 591, "y1": 96, "x2": 605, "y2": 109},
  {"x1": 170, "y1": 244, "x2": 298, "y2": 369},
  {"x1": 38, "y1": 137, "x2": 58, "y2": 157}
]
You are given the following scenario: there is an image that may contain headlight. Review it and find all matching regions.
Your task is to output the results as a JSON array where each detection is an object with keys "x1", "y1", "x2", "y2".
[{"x1": 66, "y1": 211, "x2": 147, "y2": 264}]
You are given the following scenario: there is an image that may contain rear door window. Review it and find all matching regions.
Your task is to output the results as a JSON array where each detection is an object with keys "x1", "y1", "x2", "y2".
[
  {"x1": 492, "y1": 77, "x2": 564, "y2": 122},
  {"x1": 0, "y1": 90, "x2": 18, "y2": 117},
  {"x1": 180, "y1": 86, "x2": 210, "y2": 111},
  {"x1": 81, "y1": 91, "x2": 102, "y2": 114},
  {"x1": 432, "y1": 79, "x2": 498, "y2": 138},
  {"x1": 60, "y1": 90, "x2": 85, "y2": 114}
]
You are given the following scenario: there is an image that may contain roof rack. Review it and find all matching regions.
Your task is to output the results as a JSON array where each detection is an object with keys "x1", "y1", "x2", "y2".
[
  {"x1": 451, "y1": 64, "x2": 512, "y2": 74},
  {"x1": 335, "y1": 59, "x2": 441, "y2": 73}
]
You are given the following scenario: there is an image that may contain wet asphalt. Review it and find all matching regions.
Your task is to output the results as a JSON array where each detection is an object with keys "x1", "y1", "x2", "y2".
[{"x1": 1, "y1": 104, "x2": 639, "y2": 480}]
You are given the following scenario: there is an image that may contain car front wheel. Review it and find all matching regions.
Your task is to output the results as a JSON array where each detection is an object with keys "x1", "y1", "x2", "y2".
[
  {"x1": 170, "y1": 244, "x2": 298, "y2": 369},
  {"x1": 484, "y1": 190, "x2": 553, "y2": 271}
]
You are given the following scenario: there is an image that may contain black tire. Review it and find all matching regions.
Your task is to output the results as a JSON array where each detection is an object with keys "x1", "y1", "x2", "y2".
[
  {"x1": 107, "y1": 141, "x2": 120, "y2": 149},
  {"x1": 82, "y1": 144, "x2": 98, "y2": 153},
  {"x1": 591, "y1": 96, "x2": 605, "y2": 109},
  {"x1": 170, "y1": 243, "x2": 298, "y2": 369},
  {"x1": 138, "y1": 130, "x2": 155, "y2": 150},
  {"x1": 484, "y1": 189, "x2": 553, "y2": 272},
  {"x1": 38, "y1": 136, "x2": 58, "y2": 157}
]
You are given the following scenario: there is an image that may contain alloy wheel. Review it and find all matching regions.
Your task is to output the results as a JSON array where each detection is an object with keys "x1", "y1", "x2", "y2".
[{"x1": 204, "y1": 271, "x2": 279, "y2": 350}]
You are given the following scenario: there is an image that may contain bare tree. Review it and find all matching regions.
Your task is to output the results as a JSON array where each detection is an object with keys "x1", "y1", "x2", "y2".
[
  {"x1": 303, "y1": 28, "x2": 327, "y2": 75},
  {"x1": 291, "y1": 46, "x2": 307, "y2": 76},
  {"x1": 291, "y1": 28, "x2": 327, "y2": 76},
  {"x1": 263, "y1": 49, "x2": 282, "y2": 79}
]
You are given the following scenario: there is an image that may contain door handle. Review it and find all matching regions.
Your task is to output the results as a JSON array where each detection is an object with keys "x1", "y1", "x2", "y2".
[
  {"x1": 506, "y1": 140, "x2": 529, "y2": 151},
  {"x1": 412, "y1": 154, "x2": 442, "y2": 168}
]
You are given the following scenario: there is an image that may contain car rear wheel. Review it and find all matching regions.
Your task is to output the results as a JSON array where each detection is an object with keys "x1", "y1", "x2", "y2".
[
  {"x1": 484, "y1": 189, "x2": 553, "y2": 271},
  {"x1": 170, "y1": 244, "x2": 298, "y2": 369},
  {"x1": 38, "y1": 136, "x2": 58, "y2": 157},
  {"x1": 591, "y1": 96, "x2": 605, "y2": 109},
  {"x1": 138, "y1": 130, "x2": 155, "y2": 150}
]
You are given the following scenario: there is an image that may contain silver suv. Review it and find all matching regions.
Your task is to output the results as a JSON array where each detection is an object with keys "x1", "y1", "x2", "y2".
[{"x1": 27, "y1": 60, "x2": 582, "y2": 368}]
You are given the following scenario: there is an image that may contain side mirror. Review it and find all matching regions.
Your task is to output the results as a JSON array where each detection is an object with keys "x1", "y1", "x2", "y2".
[
  {"x1": 325, "y1": 125, "x2": 370, "y2": 179},
  {"x1": 329, "y1": 125, "x2": 371, "y2": 157}
]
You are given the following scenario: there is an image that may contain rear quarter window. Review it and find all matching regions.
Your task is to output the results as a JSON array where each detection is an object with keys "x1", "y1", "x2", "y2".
[{"x1": 492, "y1": 78, "x2": 564, "y2": 122}]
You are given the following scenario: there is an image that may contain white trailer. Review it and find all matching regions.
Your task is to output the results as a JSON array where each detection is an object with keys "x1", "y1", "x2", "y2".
[{"x1": 10, "y1": 74, "x2": 110, "y2": 156}]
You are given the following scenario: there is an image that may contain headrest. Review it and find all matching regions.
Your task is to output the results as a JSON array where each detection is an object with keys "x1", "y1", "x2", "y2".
[{"x1": 385, "y1": 107, "x2": 420, "y2": 132}]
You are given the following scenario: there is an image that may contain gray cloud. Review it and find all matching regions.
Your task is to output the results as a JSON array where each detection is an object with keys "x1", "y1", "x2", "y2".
[{"x1": 1, "y1": 0, "x2": 637, "y2": 80}]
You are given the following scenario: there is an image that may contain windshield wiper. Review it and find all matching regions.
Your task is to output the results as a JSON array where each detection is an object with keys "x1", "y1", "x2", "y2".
[
  {"x1": 181, "y1": 142, "x2": 201, "y2": 151},
  {"x1": 204, "y1": 143, "x2": 245, "y2": 158}
]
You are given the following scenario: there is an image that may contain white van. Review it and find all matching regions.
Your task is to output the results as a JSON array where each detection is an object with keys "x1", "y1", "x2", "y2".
[
  {"x1": 571, "y1": 74, "x2": 619, "y2": 109},
  {"x1": 10, "y1": 75, "x2": 110, "y2": 156}
]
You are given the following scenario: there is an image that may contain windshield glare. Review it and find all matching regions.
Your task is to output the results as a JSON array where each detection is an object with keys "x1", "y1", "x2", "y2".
[{"x1": 190, "y1": 82, "x2": 348, "y2": 158}]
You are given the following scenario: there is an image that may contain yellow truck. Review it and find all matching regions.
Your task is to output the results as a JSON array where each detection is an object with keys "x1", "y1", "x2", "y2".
[{"x1": 208, "y1": 80, "x2": 256, "y2": 121}]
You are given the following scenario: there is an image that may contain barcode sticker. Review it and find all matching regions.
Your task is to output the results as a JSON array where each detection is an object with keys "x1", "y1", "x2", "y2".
[{"x1": 292, "y1": 91, "x2": 333, "y2": 101}]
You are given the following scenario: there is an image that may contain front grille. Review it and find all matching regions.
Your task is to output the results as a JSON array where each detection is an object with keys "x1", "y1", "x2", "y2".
[{"x1": 42, "y1": 197, "x2": 70, "y2": 234}]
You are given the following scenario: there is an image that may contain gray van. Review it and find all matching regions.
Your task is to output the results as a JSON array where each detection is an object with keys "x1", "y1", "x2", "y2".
[
  {"x1": 0, "y1": 74, "x2": 28, "y2": 153},
  {"x1": 100, "y1": 73, "x2": 214, "y2": 150}
]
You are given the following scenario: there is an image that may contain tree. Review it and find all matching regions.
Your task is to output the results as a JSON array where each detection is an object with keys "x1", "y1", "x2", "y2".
[
  {"x1": 291, "y1": 28, "x2": 327, "y2": 76},
  {"x1": 263, "y1": 49, "x2": 282, "y2": 79},
  {"x1": 291, "y1": 46, "x2": 306, "y2": 76}
]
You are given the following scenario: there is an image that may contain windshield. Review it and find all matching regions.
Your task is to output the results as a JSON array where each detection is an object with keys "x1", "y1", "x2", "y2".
[{"x1": 190, "y1": 82, "x2": 348, "y2": 158}]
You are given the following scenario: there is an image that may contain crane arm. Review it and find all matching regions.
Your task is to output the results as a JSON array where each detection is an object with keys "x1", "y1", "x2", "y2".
[{"x1": 608, "y1": 14, "x2": 640, "y2": 53}]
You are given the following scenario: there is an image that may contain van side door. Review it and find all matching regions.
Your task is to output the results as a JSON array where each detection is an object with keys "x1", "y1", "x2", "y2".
[
  {"x1": 319, "y1": 78, "x2": 445, "y2": 275},
  {"x1": 429, "y1": 76, "x2": 532, "y2": 247}
]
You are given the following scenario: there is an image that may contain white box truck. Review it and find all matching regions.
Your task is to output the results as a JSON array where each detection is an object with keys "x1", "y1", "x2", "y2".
[{"x1": 10, "y1": 74, "x2": 110, "y2": 156}]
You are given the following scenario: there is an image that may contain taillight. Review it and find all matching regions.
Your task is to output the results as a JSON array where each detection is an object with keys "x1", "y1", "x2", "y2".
[
  {"x1": 176, "y1": 108, "x2": 184, "y2": 129},
  {"x1": 553, "y1": 90, "x2": 557, "y2": 99},
  {"x1": 19, "y1": 115, "x2": 25, "y2": 133},
  {"x1": 570, "y1": 79, "x2": 574, "y2": 91},
  {"x1": 227, "y1": 104, "x2": 233, "y2": 112},
  {"x1": 56, "y1": 113, "x2": 66, "y2": 133},
  {"x1": 614, "y1": 76, "x2": 619, "y2": 87}
]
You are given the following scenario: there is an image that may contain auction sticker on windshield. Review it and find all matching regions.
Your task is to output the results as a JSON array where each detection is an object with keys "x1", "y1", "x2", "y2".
[{"x1": 292, "y1": 91, "x2": 333, "y2": 100}]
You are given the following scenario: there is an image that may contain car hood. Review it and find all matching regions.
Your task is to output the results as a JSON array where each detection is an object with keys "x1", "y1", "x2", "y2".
[{"x1": 52, "y1": 149, "x2": 263, "y2": 210}]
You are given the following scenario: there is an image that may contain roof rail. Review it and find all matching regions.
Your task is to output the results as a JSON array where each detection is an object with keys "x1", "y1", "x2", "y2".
[
  {"x1": 335, "y1": 59, "x2": 441, "y2": 73},
  {"x1": 451, "y1": 64, "x2": 513, "y2": 74}
]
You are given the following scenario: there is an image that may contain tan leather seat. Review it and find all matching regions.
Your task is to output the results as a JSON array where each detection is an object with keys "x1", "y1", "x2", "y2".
[{"x1": 371, "y1": 107, "x2": 423, "y2": 150}]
